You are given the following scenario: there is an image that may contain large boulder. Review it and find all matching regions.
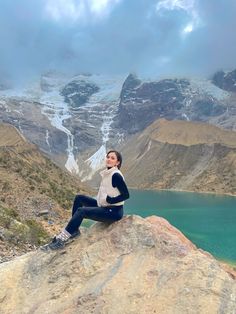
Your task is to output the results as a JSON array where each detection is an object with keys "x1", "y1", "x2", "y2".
[{"x1": 0, "y1": 215, "x2": 235, "y2": 313}]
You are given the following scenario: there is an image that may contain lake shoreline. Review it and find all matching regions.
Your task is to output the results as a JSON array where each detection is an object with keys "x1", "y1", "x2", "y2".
[
  {"x1": 218, "y1": 258, "x2": 236, "y2": 268},
  {"x1": 218, "y1": 259, "x2": 236, "y2": 278},
  {"x1": 128, "y1": 186, "x2": 236, "y2": 198}
]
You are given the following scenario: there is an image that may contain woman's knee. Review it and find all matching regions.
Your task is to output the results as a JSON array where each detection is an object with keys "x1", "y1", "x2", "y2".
[
  {"x1": 74, "y1": 194, "x2": 87, "y2": 207},
  {"x1": 74, "y1": 194, "x2": 84, "y2": 202}
]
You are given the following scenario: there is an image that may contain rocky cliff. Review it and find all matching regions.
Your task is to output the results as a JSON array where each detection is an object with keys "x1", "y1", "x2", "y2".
[
  {"x1": 114, "y1": 73, "x2": 234, "y2": 134},
  {"x1": 121, "y1": 119, "x2": 236, "y2": 195},
  {"x1": 0, "y1": 215, "x2": 235, "y2": 314}
]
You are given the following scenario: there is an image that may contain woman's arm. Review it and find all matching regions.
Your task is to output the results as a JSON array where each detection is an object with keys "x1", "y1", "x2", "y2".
[{"x1": 106, "y1": 173, "x2": 130, "y2": 204}]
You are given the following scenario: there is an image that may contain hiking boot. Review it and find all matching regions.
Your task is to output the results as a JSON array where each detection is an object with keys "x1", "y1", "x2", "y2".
[
  {"x1": 48, "y1": 238, "x2": 65, "y2": 250},
  {"x1": 40, "y1": 236, "x2": 56, "y2": 251},
  {"x1": 40, "y1": 237, "x2": 65, "y2": 251}
]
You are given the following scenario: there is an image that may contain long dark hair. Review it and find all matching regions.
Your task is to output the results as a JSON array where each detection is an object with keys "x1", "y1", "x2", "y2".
[{"x1": 106, "y1": 150, "x2": 122, "y2": 169}]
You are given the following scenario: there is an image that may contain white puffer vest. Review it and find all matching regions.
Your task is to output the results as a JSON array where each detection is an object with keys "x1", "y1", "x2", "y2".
[{"x1": 97, "y1": 167, "x2": 125, "y2": 207}]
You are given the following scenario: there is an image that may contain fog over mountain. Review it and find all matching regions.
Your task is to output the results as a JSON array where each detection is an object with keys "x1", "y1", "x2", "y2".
[{"x1": 0, "y1": 0, "x2": 236, "y2": 84}]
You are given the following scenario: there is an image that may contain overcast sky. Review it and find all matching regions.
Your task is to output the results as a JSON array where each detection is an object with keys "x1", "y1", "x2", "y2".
[{"x1": 0, "y1": 0, "x2": 236, "y2": 82}]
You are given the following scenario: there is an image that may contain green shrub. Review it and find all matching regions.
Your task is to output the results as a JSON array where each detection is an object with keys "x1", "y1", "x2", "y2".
[{"x1": 25, "y1": 219, "x2": 49, "y2": 245}]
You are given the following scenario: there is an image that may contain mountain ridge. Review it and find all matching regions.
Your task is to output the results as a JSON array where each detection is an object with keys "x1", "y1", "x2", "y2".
[{"x1": 1, "y1": 69, "x2": 236, "y2": 189}]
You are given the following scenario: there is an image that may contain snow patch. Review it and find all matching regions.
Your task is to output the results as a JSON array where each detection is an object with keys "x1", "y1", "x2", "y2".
[
  {"x1": 39, "y1": 74, "x2": 80, "y2": 174},
  {"x1": 82, "y1": 145, "x2": 106, "y2": 181},
  {"x1": 86, "y1": 145, "x2": 106, "y2": 170},
  {"x1": 182, "y1": 113, "x2": 190, "y2": 121},
  {"x1": 189, "y1": 78, "x2": 230, "y2": 101},
  {"x1": 18, "y1": 124, "x2": 24, "y2": 134},
  {"x1": 45, "y1": 130, "x2": 51, "y2": 152},
  {"x1": 65, "y1": 152, "x2": 79, "y2": 174},
  {"x1": 147, "y1": 140, "x2": 152, "y2": 152}
]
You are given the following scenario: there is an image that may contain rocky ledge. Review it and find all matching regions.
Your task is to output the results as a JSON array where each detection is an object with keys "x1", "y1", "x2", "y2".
[{"x1": 0, "y1": 215, "x2": 235, "y2": 314}]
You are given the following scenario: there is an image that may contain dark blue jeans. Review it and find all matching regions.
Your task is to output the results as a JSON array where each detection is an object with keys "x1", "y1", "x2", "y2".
[{"x1": 65, "y1": 194, "x2": 123, "y2": 234}]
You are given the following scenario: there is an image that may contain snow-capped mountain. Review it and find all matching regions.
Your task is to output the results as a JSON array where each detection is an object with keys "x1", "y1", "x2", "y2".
[
  {"x1": 0, "y1": 72, "x2": 125, "y2": 184},
  {"x1": 0, "y1": 69, "x2": 236, "y2": 185}
]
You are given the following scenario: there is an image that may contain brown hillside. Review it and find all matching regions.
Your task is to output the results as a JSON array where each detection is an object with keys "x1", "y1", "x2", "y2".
[
  {"x1": 0, "y1": 123, "x2": 92, "y2": 262},
  {"x1": 141, "y1": 118, "x2": 236, "y2": 147},
  {"x1": 0, "y1": 123, "x2": 27, "y2": 146},
  {"x1": 121, "y1": 119, "x2": 236, "y2": 195}
]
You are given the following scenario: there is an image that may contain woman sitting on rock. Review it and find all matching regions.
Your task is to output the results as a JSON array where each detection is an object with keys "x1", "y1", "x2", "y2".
[{"x1": 42, "y1": 150, "x2": 129, "y2": 250}]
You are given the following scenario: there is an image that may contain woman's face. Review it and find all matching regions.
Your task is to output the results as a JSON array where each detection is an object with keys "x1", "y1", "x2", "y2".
[{"x1": 106, "y1": 152, "x2": 120, "y2": 168}]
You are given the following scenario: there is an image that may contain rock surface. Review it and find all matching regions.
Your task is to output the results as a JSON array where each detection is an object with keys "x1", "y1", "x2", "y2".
[
  {"x1": 114, "y1": 73, "x2": 230, "y2": 134},
  {"x1": 0, "y1": 215, "x2": 235, "y2": 314},
  {"x1": 61, "y1": 80, "x2": 100, "y2": 108}
]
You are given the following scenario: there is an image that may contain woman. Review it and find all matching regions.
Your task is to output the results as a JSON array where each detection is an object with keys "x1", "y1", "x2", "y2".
[{"x1": 42, "y1": 150, "x2": 129, "y2": 250}]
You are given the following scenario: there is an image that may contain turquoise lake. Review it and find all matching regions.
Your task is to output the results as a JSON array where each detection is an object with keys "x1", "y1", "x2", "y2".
[{"x1": 124, "y1": 189, "x2": 236, "y2": 263}]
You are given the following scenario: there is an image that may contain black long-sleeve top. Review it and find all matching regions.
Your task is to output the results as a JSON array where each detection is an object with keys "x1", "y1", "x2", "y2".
[{"x1": 106, "y1": 173, "x2": 130, "y2": 205}]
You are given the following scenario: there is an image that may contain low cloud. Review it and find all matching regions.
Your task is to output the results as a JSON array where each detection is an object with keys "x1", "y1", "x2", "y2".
[{"x1": 0, "y1": 0, "x2": 235, "y2": 84}]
